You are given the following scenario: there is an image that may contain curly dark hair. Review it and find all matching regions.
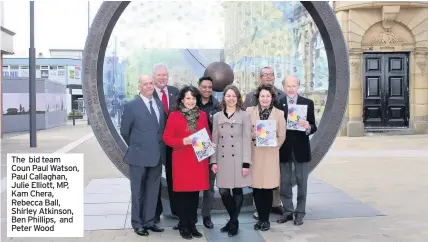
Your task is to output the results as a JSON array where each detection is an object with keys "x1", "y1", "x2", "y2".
[
  {"x1": 252, "y1": 84, "x2": 279, "y2": 108},
  {"x1": 220, "y1": 85, "x2": 244, "y2": 111},
  {"x1": 172, "y1": 85, "x2": 202, "y2": 111}
]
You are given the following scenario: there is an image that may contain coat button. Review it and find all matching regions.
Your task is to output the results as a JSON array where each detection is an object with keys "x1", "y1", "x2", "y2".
[
  {"x1": 231, "y1": 135, "x2": 234, "y2": 138},
  {"x1": 222, "y1": 145, "x2": 224, "y2": 148},
  {"x1": 222, "y1": 155, "x2": 224, "y2": 158},
  {"x1": 231, "y1": 145, "x2": 234, "y2": 147},
  {"x1": 231, "y1": 125, "x2": 233, "y2": 128},
  {"x1": 232, "y1": 154, "x2": 234, "y2": 157},
  {"x1": 221, "y1": 126, "x2": 223, "y2": 128},
  {"x1": 221, "y1": 136, "x2": 223, "y2": 138}
]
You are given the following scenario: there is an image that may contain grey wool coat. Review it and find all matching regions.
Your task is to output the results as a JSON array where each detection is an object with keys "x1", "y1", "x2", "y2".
[{"x1": 210, "y1": 109, "x2": 252, "y2": 189}]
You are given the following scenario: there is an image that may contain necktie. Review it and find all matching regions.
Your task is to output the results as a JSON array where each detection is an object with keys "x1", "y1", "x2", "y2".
[
  {"x1": 289, "y1": 99, "x2": 295, "y2": 104},
  {"x1": 149, "y1": 100, "x2": 159, "y2": 125},
  {"x1": 161, "y1": 89, "x2": 168, "y2": 114}
]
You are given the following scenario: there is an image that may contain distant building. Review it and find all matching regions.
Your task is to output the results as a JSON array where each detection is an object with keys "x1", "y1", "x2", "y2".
[
  {"x1": 1, "y1": 1, "x2": 16, "y2": 138},
  {"x1": 2, "y1": 57, "x2": 83, "y2": 113}
]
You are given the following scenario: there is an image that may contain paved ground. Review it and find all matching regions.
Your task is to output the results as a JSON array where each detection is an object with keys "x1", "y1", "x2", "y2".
[{"x1": 1, "y1": 124, "x2": 428, "y2": 241}]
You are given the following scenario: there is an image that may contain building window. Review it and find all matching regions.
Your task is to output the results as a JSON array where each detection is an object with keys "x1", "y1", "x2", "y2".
[
  {"x1": 57, "y1": 70, "x2": 65, "y2": 76},
  {"x1": 50, "y1": 65, "x2": 57, "y2": 70},
  {"x1": 57, "y1": 65, "x2": 65, "y2": 70},
  {"x1": 2, "y1": 65, "x2": 9, "y2": 70},
  {"x1": 19, "y1": 65, "x2": 29, "y2": 69},
  {"x1": 40, "y1": 65, "x2": 49, "y2": 70}
]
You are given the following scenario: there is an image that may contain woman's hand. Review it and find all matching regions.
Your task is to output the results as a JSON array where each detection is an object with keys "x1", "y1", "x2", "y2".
[
  {"x1": 252, "y1": 131, "x2": 260, "y2": 138},
  {"x1": 242, "y1": 168, "x2": 249, "y2": 176},
  {"x1": 211, "y1": 142, "x2": 217, "y2": 149},
  {"x1": 183, "y1": 137, "x2": 192, "y2": 145},
  {"x1": 211, "y1": 164, "x2": 218, "y2": 174}
]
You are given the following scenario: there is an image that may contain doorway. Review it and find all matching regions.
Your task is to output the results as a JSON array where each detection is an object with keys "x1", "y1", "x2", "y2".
[{"x1": 362, "y1": 53, "x2": 409, "y2": 129}]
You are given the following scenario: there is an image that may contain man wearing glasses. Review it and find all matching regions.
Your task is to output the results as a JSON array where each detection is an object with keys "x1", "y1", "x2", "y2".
[{"x1": 244, "y1": 66, "x2": 286, "y2": 220}]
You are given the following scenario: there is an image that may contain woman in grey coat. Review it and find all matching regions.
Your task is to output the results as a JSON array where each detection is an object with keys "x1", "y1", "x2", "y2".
[{"x1": 211, "y1": 85, "x2": 252, "y2": 237}]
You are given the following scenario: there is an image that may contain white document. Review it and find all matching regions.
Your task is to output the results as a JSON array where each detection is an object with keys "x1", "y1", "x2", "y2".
[
  {"x1": 286, "y1": 104, "x2": 308, "y2": 131},
  {"x1": 255, "y1": 120, "x2": 277, "y2": 147},
  {"x1": 189, "y1": 128, "x2": 215, "y2": 162}
]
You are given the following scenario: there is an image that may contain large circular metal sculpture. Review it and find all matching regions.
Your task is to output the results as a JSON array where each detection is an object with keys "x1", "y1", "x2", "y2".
[
  {"x1": 204, "y1": 62, "x2": 235, "y2": 92},
  {"x1": 82, "y1": 1, "x2": 349, "y2": 210}
]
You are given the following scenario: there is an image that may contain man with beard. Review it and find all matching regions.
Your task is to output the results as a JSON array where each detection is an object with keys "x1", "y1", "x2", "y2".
[
  {"x1": 152, "y1": 63, "x2": 180, "y2": 223},
  {"x1": 244, "y1": 66, "x2": 286, "y2": 220}
]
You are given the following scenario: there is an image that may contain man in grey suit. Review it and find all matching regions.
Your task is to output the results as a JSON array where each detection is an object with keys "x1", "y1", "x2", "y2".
[
  {"x1": 151, "y1": 63, "x2": 180, "y2": 222},
  {"x1": 244, "y1": 66, "x2": 286, "y2": 220},
  {"x1": 120, "y1": 75, "x2": 166, "y2": 236}
]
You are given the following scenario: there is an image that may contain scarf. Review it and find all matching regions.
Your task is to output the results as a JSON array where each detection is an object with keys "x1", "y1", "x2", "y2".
[
  {"x1": 179, "y1": 103, "x2": 200, "y2": 132},
  {"x1": 258, "y1": 104, "x2": 273, "y2": 120}
]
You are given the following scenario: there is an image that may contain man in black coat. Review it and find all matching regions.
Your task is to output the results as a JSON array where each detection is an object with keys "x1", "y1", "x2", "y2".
[
  {"x1": 277, "y1": 75, "x2": 317, "y2": 226},
  {"x1": 197, "y1": 76, "x2": 220, "y2": 229}
]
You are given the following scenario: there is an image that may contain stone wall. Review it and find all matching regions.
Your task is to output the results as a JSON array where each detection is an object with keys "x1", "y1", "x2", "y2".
[{"x1": 334, "y1": 2, "x2": 428, "y2": 136}]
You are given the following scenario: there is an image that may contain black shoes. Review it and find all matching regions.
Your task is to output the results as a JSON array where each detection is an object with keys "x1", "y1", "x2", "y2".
[
  {"x1": 220, "y1": 220, "x2": 239, "y2": 237},
  {"x1": 190, "y1": 225, "x2": 203, "y2": 238},
  {"x1": 134, "y1": 227, "x2": 149, "y2": 236},
  {"x1": 203, "y1": 216, "x2": 214, "y2": 229},
  {"x1": 146, "y1": 224, "x2": 164, "y2": 232},
  {"x1": 179, "y1": 228, "x2": 192, "y2": 240},
  {"x1": 294, "y1": 217, "x2": 304, "y2": 226},
  {"x1": 277, "y1": 214, "x2": 294, "y2": 224},
  {"x1": 254, "y1": 221, "x2": 270, "y2": 231}
]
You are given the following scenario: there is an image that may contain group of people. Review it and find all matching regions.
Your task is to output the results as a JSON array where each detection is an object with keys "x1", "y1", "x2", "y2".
[{"x1": 120, "y1": 64, "x2": 317, "y2": 240}]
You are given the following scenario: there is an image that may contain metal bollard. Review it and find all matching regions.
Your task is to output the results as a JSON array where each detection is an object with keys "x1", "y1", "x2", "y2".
[{"x1": 72, "y1": 110, "x2": 76, "y2": 126}]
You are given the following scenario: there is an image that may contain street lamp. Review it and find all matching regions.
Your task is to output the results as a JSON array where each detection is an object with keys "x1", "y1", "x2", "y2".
[{"x1": 29, "y1": 1, "x2": 37, "y2": 147}]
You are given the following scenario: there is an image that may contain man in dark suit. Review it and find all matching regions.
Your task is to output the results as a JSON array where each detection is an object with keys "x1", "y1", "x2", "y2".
[
  {"x1": 244, "y1": 67, "x2": 286, "y2": 220},
  {"x1": 151, "y1": 63, "x2": 180, "y2": 222},
  {"x1": 277, "y1": 75, "x2": 317, "y2": 226},
  {"x1": 197, "y1": 76, "x2": 220, "y2": 229},
  {"x1": 120, "y1": 75, "x2": 166, "y2": 236}
]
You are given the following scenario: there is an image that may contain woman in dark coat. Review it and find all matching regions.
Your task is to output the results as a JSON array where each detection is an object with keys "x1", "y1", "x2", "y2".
[{"x1": 162, "y1": 85, "x2": 211, "y2": 240}]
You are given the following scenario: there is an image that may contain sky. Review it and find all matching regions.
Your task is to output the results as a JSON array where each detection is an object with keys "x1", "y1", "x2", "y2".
[{"x1": 2, "y1": 0, "x2": 103, "y2": 57}]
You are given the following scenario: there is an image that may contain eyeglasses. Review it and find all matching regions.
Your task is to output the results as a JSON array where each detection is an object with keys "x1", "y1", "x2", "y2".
[{"x1": 261, "y1": 73, "x2": 274, "y2": 77}]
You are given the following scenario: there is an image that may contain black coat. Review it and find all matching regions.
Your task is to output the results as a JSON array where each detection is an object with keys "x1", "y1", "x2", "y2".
[{"x1": 279, "y1": 95, "x2": 317, "y2": 163}]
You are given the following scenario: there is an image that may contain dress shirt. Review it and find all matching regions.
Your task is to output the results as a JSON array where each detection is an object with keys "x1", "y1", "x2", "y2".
[{"x1": 140, "y1": 93, "x2": 160, "y2": 122}]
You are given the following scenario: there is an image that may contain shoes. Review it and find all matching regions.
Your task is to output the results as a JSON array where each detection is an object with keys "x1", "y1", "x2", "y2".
[
  {"x1": 133, "y1": 227, "x2": 149, "y2": 236},
  {"x1": 260, "y1": 221, "x2": 270, "y2": 231},
  {"x1": 253, "y1": 221, "x2": 262, "y2": 230},
  {"x1": 203, "y1": 216, "x2": 214, "y2": 229},
  {"x1": 146, "y1": 224, "x2": 164, "y2": 232},
  {"x1": 220, "y1": 221, "x2": 231, "y2": 233},
  {"x1": 190, "y1": 225, "x2": 203, "y2": 238},
  {"x1": 294, "y1": 217, "x2": 304, "y2": 226},
  {"x1": 277, "y1": 214, "x2": 294, "y2": 224},
  {"x1": 227, "y1": 220, "x2": 239, "y2": 237},
  {"x1": 179, "y1": 228, "x2": 192, "y2": 240}
]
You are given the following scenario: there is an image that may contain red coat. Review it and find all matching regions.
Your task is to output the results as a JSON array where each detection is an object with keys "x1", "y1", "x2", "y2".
[{"x1": 162, "y1": 110, "x2": 210, "y2": 192}]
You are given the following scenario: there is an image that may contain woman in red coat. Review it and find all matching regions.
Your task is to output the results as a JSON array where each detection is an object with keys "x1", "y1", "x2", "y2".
[{"x1": 162, "y1": 85, "x2": 211, "y2": 240}]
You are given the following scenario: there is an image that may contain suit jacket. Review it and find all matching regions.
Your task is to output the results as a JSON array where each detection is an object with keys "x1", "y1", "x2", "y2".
[
  {"x1": 244, "y1": 86, "x2": 286, "y2": 108},
  {"x1": 153, "y1": 85, "x2": 180, "y2": 115},
  {"x1": 120, "y1": 96, "x2": 166, "y2": 167},
  {"x1": 279, "y1": 95, "x2": 317, "y2": 163}
]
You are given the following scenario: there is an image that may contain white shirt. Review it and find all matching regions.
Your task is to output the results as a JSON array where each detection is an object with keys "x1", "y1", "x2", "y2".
[
  {"x1": 155, "y1": 86, "x2": 169, "y2": 109},
  {"x1": 139, "y1": 94, "x2": 160, "y2": 123}
]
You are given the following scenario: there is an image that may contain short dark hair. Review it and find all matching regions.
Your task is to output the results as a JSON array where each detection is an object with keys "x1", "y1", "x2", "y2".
[
  {"x1": 198, "y1": 76, "x2": 213, "y2": 86},
  {"x1": 252, "y1": 84, "x2": 279, "y2": 108},
  {"x1": 174, "y1": 85, "x2": 202, "y2": 110},
  {"x1": 220, "y1": 85, "x2": 244, "y2": 111}
]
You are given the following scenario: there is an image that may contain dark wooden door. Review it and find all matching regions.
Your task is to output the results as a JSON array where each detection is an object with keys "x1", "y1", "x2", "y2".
[{"x1": 363, "y1": 53, "x2": 409, "y2": 128}]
